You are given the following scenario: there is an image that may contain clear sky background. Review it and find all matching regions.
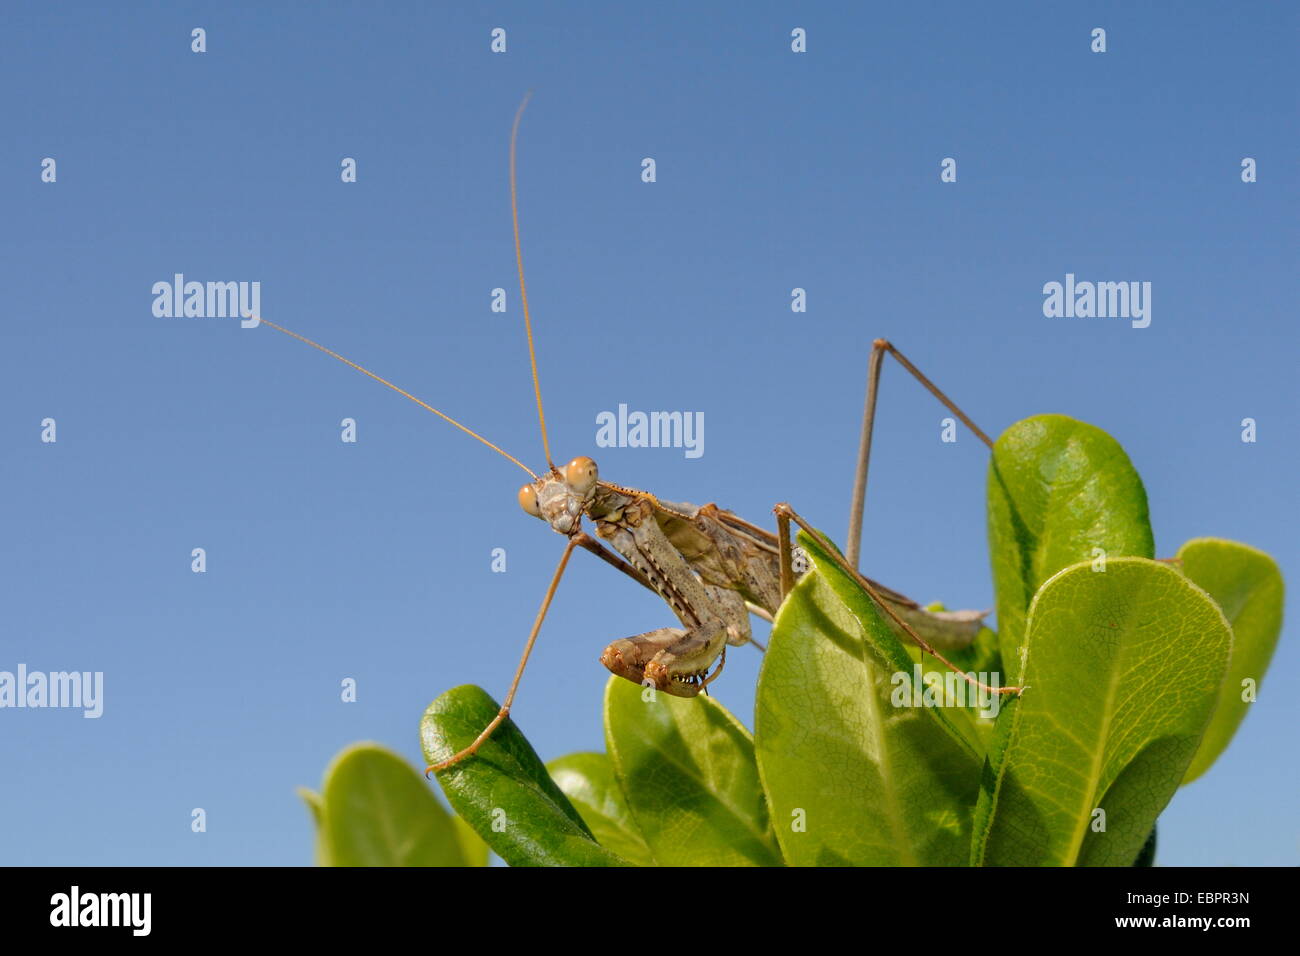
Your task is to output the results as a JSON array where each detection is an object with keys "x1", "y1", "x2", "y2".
[{"x1": 2, "y1": 1, "x2": 1295, "y2": 866}]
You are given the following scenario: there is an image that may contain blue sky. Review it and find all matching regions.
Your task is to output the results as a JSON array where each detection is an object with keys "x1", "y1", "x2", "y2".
[{"x1": 2, "y1": 1, "x2": 1295, "y2": 866}]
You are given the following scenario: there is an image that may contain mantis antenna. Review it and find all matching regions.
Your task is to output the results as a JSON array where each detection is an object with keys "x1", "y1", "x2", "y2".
[
  {"x1": 510, "y1": 91, "x2": 554, "y2": 471},
  {"x1": 253, "y1": 94, "x2": 551, "y2": 481},
  {"x1": 251, "y1": 315, "x2": 537, "y2": 480}
]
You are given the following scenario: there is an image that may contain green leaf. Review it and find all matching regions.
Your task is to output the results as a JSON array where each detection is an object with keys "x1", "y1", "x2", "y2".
[
  {"x1": 987, "y1": 415, "x2": 1154, "y2": 680},
  {"x1": 1133, "y1": 825, "x2": 1157, "y2": 867},
  {"x1": 754, "y1": 531, "x2": 987, "y2": 865},
  {"x1": 899, "y1": 624, "x2": 1003, "y2": 753},
  {"x1": 1175, "y1": 538, "x2": 1285, "y2": 783},
  {"x1": 318, "y1": 742, "x2": 469, "y2": 866},
  {"x1": 421, "y1": 685, "x2": 630, "y2": 867},
  {"x1": 547, "y1": 751, "x2": 656, "y2": 866},
  {"x1": 923, "y1": 623, "x2": 1003, "y2": 678},
  {"x1": 972, "y1": 558, "x2": 1232, "y2": 866},
  {"x1": 451, "y1": 814, "x2": 490, "y2": 867},
  {"x1": 605, "y1": 676, "x2": 781, "y2": 866},
  {"x1": 297, "y1": 786, "x2": 330, "y2": 866}
]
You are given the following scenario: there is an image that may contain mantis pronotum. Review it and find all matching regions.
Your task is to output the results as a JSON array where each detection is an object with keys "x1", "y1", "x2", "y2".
[{"x1": 250, "y1": 96, "x2": 1022, "y2": 774}]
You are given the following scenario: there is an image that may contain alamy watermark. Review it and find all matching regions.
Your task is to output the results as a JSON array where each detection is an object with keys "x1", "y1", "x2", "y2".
[
  {"x1": 0, "y1": 665, "x2": 103, "y2": 718},
  {"x1": 891, "y1": 664, "x2": 1004, "y2": 719},
  {"x1": 50, "y1": 886, "x2": 150, "y2": 936},
  {"x1": 152, "y1": 274, "x2": 261, "y2": 326},
  {"x1": 1042, "y1": 273, "x2": 1151, "y2": 328},
  {"x1": 595, "y1": 404, "x2": 704, "y2": 459}
]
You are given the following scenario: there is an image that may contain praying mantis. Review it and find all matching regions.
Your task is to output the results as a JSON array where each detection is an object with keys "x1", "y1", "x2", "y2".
[{"x1": 249, "y1": 95, "x2": 1021, "y2": 774}]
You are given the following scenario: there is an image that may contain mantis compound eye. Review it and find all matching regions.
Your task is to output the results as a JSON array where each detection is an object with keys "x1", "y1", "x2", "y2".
[
  {"x1": 564, "y1": 456, "x2": 599, "y2": 495},
  {"x1": 518, "y1": 483, "x2": 542, "y2": 518}
]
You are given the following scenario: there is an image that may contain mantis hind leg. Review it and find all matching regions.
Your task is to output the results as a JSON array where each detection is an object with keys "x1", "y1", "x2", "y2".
[
  {"x1": 846, "y1": 339, "x2": 994, "y2": 570},
  {"x1": 774, "y1": 502, "x2": 1020, "y2": 697}
]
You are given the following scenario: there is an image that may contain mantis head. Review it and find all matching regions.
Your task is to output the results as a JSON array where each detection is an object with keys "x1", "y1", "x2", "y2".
[{"x1": 518, "y1": 456, "x2": 599, "y2": 535}]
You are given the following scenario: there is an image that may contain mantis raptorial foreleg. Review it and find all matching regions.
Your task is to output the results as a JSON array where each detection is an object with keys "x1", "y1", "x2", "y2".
[
  {"x1": 575, "y1": 532, "x2": 767, "y2": 650},
  {"x1": 594, "y1": 501, "x2": 747, "y2": 696},
  {"x1": 601, "y1": 622, "x2": 730, "y2": 696},
  {"x1": 573, "y1": 532, "x2": 653, "y2": 592}
]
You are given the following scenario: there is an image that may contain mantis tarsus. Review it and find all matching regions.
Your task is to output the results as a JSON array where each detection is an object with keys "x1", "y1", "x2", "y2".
[{"x1": 249, "y1": 95, "x2": 1022, "y2": 775}]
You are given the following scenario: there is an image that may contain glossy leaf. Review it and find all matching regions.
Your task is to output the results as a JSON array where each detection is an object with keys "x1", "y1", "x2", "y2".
[
  {"x1": 1133, "y1": 825, "x2": 1157, "y2": 867},
  {"x1": 987, "y1": 415, "x2": 1154, "y2": 679},
  {"x1": 900, "y1": 623, "x2": 1003, "y2": 754},
  {"x1": 605, "y1": 676, "x2": 781, "y2": 866},
  {"x1": 973, "y1": 559, "x2": 1232, "y2": 866},
  {"x1": 452, "y1": 814, "x2": 490, "y2": 867},
  {"x1": 754, "y1": 532, "x2": 987, "y2": 865},
  {"x1": 421, "y1": 685, "x2": 629, "y2": 867},
  {"x1": 547, "y1": 751, "x2": 655, "y2": 866},
  {"x1": 1176, "y1": 538, "x2": 1285, "y2": 783},
  {"x1": 319, "y1": 742, "x2": 468, "y2": 867},
  {"x1": 297, "y1": 786, "x2": 329, "y2": 866}
]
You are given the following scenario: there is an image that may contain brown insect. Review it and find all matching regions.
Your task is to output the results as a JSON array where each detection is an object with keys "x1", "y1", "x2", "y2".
[{"x1": 247, "y1": 95, "x2": 1019, "y2": 774}]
